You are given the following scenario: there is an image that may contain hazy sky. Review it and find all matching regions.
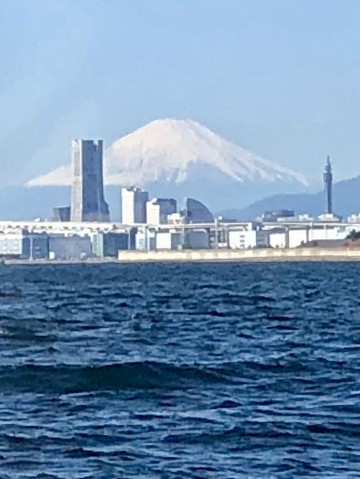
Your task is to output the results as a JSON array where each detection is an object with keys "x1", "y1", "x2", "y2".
[{"x1": 1, "y1": 0, "x2": 360, "y2": 188}]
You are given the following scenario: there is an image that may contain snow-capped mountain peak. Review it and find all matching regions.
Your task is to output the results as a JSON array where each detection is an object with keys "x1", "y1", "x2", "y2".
[{"x1": 27, "y1": 118, "x2": 307, "y2": 187}]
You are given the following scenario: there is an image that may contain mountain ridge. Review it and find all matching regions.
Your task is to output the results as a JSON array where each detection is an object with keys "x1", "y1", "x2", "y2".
[{"x1": 218, "y1": 175, "x2": 360, "y2": 220}]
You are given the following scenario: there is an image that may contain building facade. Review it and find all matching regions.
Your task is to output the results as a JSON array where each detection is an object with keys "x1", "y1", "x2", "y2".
[
  {"x1": 135, "y1": 228, "x2": 156, "y2": 251},
  {"x1": 0, "y1": 232, "x2": 49, "y2": 259},
  {"x1": 92, "y1": 232, "x2": 129, "y2": 258},
  {"x1": 121, "y1": 187, "x2": 149, "y2": 224},
  {"x1": 71, "y1": 140, "x2": 110, "y2": 222},
  {"x1": 146, "y1": 198, "x2": 177, "y2": 225},
  {"x1": 228, "y1": 230, "x2": 269, "y2": 249},
  {"x1": 48, "y1": 234, "x2": 92, "y2": 260},
  {"x1": 186, "y1": 229, "x2": 210, "y2": 249}
]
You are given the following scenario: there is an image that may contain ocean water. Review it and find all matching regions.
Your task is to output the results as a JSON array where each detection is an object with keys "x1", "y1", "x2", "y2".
[{"x1": 0, "y1": 261, "x2": 360, "y2": 478}]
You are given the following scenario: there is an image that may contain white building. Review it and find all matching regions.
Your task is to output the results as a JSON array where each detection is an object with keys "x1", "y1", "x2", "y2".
[
  {"x1": 268, "y1": 226, "x2": 344, "y2": 248},
  {"x1": 121, "y1": 187, "x2": 149, "y2": 224},
  {"x1": 317, "y1": 213, "x2": 341, "y2": 222},
  {"x1": 348, "y1": 214, "x2": 360, "y2": 224},
  {"x1": 146, "y1": 198, "x2": 177, "y2": 225},
  {"x1": 228, "y1": 230, "x2": 269, "y2": 249},
  {"x1": 269, "y1": 230, "x2": 287, "y2": 248},
  {"x1": 288, "y1": 227, "x2": 339, "y2": 248},
  {"x1": 135, "y1": 228, "x2": 156, "y2": 251},
  {"x1": 156, "y1": 231, "x2": 182, "y2": 250},
  {"x1": 168, "y1": 213, "x2": 185, "y2": 225}
]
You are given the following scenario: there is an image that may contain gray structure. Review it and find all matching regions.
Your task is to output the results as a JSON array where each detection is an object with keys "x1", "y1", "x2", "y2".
[
  {"x1": 323, "y1": 156, "x2": 333, "y2": 215},
  {"x1": 185, "y1": 198, "x2": 214, "y2": 224},
  {"x1": 187, "y1": 230, "x2": 210, "y2": 249},
  {"x1": 262, "y1": 209, "x2": 296, "y2": 222},
  {"x1": 92, "y1": 232, "x2": 129, "y2": 258},
  {"x1": 53, "y1": 206, "x2": 71, "y2": 222},
  {"x1": 49, "y1": 234, "x2": 92, "y2": 260},
  {"x1": 71, "y1": 140, "x2": 110, "y2": 222}
]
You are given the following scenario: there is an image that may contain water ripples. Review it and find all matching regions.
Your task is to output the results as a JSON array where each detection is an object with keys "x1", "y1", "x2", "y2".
[{"x1": 0, "y1": 262, "x2": 360, "y2": 477}]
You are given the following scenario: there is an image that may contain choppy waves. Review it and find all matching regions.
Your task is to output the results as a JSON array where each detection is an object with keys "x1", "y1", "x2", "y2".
[
  {"x1": 0, "y1": 361, "x2": 234, "y2": 393},
  {"x1": 0, "y1": 262, "x2": 360, "y2": 478}
]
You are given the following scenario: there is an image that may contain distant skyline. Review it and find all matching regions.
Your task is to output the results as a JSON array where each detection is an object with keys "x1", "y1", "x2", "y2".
[{"x1": 1, "y1": 0, "x2": 360, "y2": 188}]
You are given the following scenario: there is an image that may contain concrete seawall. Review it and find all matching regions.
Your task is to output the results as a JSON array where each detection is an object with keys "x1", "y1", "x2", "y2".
[{"x1": 118, "y1": 248, "x2": 360, "y2": 263}]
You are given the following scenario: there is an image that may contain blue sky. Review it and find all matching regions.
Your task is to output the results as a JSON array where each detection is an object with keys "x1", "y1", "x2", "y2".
[{"x1": 1, "y1": 0, "x2": 360, "y2": 187}]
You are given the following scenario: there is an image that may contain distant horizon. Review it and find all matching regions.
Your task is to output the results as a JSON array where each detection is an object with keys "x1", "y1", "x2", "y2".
[{"x1": 0, "y1": 172, "x2": 360, "y2": 223}]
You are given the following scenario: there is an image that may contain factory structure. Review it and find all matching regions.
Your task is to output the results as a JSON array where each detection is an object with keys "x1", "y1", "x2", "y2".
[
  {"x1": 0, "y1": 214, "x2": 357, "y2": 261},
  {"x1": 0, "y1": 149, "x2": 358, "y2": 261}
]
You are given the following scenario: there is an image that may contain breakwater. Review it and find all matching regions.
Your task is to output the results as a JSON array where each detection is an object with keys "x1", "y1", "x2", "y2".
[
  {"x1": 4, "y1": 247, "x2": 360, "y2": 265},
  {"x1": 118, "y1": 247, "x2": 360, "y2": 262}
]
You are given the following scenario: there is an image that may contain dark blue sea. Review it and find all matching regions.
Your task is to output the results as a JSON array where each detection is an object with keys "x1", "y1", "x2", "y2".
[{"x1": 1, "y1": 262, "x2": 360, "y2": 478}]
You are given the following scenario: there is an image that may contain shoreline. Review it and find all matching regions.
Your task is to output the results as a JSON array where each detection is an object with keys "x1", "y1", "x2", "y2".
[{"x1": 3, "y1": 247, "x2": 360, "y2": 265}]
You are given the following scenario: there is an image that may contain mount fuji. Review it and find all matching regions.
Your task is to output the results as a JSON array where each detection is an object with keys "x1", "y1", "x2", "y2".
[
  {"x1": 29, "y1": 118, "x2": 307, "y2": 186},
  {"x1": 24, "y1": 119, "x2": 309, "y2": 218},
  {"x1": 23, "y1": 119, "x2": 307, "y2": 218}
]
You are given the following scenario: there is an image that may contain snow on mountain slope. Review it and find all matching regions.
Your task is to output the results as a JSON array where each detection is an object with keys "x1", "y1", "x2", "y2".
[{"x1": 27, "y1": 119, "x2": 308, "y2": 187}]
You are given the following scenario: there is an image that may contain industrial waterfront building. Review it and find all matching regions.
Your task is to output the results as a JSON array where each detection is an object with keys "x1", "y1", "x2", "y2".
[
  {"x1": 186, "y1": 229, "x2": 210, "y2": 249},
  {"x1": 48, "y1": 234, "x2": 93, "y2": 260},
  {"x1": 135, "y1": 228, "x2": 156, "y2": 251},
  {"x1": 0, "y1": 218, "x2": 358, "y2": 259},
  {"x1": 0, "y1": 232, "x2": 49, "y2": 259},
  {"x1": 156, "y1": 230, "x2": 182, "y2": 250},
  {"x1": 228, "y1": 229, "x2": 270, "y2": 249},
  {"x1": 2, "y1": 155, "x2": 360, "y2": 258},
  {"x1": 92, "y1": 232, "x2": 129, "y2": 258},
  {"x1": 71, "y1": 140, "x2": 110, "y2": 222}
]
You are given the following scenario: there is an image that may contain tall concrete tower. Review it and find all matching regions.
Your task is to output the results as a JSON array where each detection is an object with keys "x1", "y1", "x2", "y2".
[
  {"x1": 71, "y1": 140, "x2": 110, "y2": 222},
  {"x1": 323, "y1": 155, "x2": 333, "y2": 215}
]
